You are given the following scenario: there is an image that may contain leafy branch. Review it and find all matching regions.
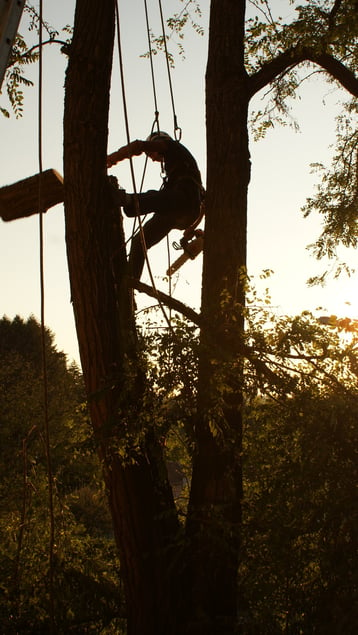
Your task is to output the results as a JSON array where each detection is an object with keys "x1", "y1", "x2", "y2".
[
  {"x1": 1, "y1": 2, "x2": 72, "y2": 118},
  {"x1": 303, "y1": 100, "x2": 358, "y2": 266}
]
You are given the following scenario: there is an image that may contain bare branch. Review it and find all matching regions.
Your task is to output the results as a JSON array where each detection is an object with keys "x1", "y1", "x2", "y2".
[
  {"x1": 131, "y1": 279, "x2": 286, "y2": 389},
  {"x1": 249, "y1": 46, "x2": 358, "y2": 99},
  {"x1": 131, "y1": 279, "x2": 202, "y2": 326}
]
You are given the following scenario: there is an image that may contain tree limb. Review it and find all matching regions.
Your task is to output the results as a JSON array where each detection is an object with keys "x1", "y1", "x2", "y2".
[
  {"x1": 248, "y1": 46, "x2": 358, "y2": 98},
  {"x1": 132, "y1": 279, "x2": 286, "y2": 389},
  {"x1": 131, "y1": 279, "x2": 202, "y2": 326},
  {"x1": 7, "y1": 40, "x2": 68, "y2": 69}
]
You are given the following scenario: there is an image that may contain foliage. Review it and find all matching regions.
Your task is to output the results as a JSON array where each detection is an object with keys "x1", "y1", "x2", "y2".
[
  {"x1": 1, "y1": 303, "x2": 357, "y2": 632},
  {"x1": 0, "y1": 316, "x2": 123, "y2": 633},
  {"x1": 1, "y1": 32, "x2": 38, "y2": 119},
  {"x1": 247, "y1": 0, "x2": 358, "y2": 136},
  {"x1": 140, "y1": 293, "x2": 358, "y2": 633},
  {"x1": 302, "y1": 100, "x2": 358, "y2": 279},
  {"x1": 243, "y1": 1, "x2": 358, "y2": 279},
  {"x1": 1, "y1": 3, "x2": 72, "y2": 118},
  {"x1": 141, "y1": 314, "x2": 199, "y2": 509},
  {"x1": 241, "y1": 385, "x2": 358, "y2": 633},
  {"x1": 141, "y1": 0, "x2": 204, "y2": 65},
  {"x1": 234, "y1": 284, "x2": 358, "y2": 632}
]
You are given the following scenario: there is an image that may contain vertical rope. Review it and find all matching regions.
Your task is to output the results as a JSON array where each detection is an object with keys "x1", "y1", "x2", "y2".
[
  {"x1": 115, "y1": 0, "x2": 173, "y2": 331},
  {"x1": 37, "y1": 1, "x2": 55, "y2": 630},
  {"x1": 115, "y1": 2, "x2": 148, "y2": 274},
  {"x1": 143, "y1": 0, "x2": 160, "y2": 134},
  {"x1": 142, "y1": 0, "x2": 178, "y2": 305},
  {"x1": 143, "y1": 0, "x2": 181, "y2": 139},
  {"x1": 158, "y1": 0, "x2": 181, "y2": 140},
  {"x1": 166, "y1": 234, "x2": 172, "y2": 321}
]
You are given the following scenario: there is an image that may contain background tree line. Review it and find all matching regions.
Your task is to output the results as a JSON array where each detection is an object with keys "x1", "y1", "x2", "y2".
[
  {"x1": 0, "y1": 316, "x2": 123, "y2": 634},
  {"x1": 0, "y1": 310, "x2": 357, "y2": 633}
]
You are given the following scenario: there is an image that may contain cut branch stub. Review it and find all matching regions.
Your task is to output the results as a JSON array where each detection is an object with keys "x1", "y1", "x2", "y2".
[{"x1": 0, "y1": 169, "x2": 64, "y2": 221}]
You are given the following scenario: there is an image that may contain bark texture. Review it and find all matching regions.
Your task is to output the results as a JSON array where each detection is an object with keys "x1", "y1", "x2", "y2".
[
  {"x1": 185, "y1": 1, "x2": 250, "y2": 632},
  {"x1": 63, "y1": 2, "x2": 179, "y2": 633}
]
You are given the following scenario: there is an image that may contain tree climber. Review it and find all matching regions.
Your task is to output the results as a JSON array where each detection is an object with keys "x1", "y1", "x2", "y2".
[{"x1": 107, "y1": 131, "x2": 204, "y2": 280}]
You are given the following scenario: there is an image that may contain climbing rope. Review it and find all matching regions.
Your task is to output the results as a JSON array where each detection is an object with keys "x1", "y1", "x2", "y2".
[
  {"x1": 157, "y1": 0, "x2": 182, "y2": 140},
  {"x1": 143, "y1": 0, "x2": 182, "y2": 140},
  {"x1": 114, "y1": 1, "x2": 149, "y2": 270},
  {"x1": 37, "y1": 1, "x2": 55, "y2": 630},
  {"x1": 142, "y1": 0, "x2": 188, "y2": 284},
  {"x1": 113, "y1": 0, "x2": 198, "y2": 413},
  {"x1": 143, "y1": 0, "x2": 160, "y2": 134},
  {"x1": 121, "y1": 0, "x2": 184, "y2": 284},
  {"x1": 114, "y1": 0, "x2": 174, "y2": 330}
]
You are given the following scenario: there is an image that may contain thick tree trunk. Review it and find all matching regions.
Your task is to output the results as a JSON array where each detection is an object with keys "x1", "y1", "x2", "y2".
[
  {"x1": 63, "y1": 2, "x2": 180, "y2": 633},
  {"x1": 186, "y1": 1, "x2": 250, "y2": 632}
]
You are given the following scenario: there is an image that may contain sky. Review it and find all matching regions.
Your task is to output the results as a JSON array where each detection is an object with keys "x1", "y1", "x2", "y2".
[{"x1": 0, "y1": 0, "x2": 357, "y2": 366}]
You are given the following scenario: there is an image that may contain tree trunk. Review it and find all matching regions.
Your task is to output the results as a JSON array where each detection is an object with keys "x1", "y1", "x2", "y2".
[
  {"x1": 185, "y1": 1, "x2": 250, "y2": 632},
  {"x1": 63, "y1": 0, "x2": 253, "y2": 632},
  {"x1": 63, "y1": 2, "x2": 180, "y2": 633}
]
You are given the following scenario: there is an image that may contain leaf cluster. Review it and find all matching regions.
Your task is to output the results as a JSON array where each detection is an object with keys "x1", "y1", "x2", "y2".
[
  {"x1": 136, "y1": 289, "x2": 358, "y2": 631},
  {"x1": 1, "y1": 4, "x2": 72, "y2": 118},
  {"x1": 244, "y1": 275, "x2": 358, "y2": 401},
  {"x1": 0, "y1": 316, "x2": 123, "y2": 633},
  {"x1": 247, "y1": 0, "x2": 358, "y2": 135},
  {"x1": 141, "y1": 0, "x2": 204, "y2": 65},
  {"x1": 303, "y1": 100, "x2": 358, "y2": 271},
  {"x1": 1, "y1": 34, "x2": 38, "y2": 119},
  {"x1": 240, "y1": 382, "x2": 358, "y2": 632},
  {"x1": 140, "y1": 314, "x2": 199, "y2": 452}
]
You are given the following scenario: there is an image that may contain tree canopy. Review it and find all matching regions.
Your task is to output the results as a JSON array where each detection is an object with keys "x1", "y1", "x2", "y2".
[{"x1": 0, "y1": 315, "x2": 124, "y2": 633}]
